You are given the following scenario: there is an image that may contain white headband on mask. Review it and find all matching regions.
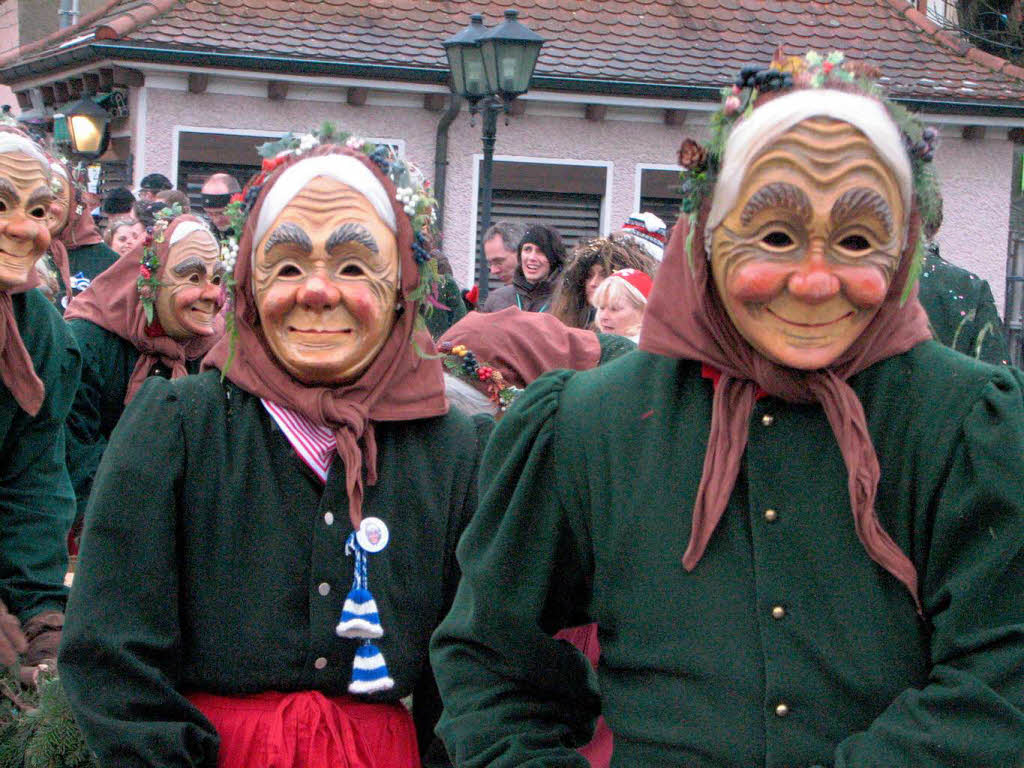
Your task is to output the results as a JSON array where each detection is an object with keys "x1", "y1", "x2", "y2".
[
  {"x1": 0, "y1": 134, "x2": 51, "y2": 174},
  {"x1": 254, "y1": 154, "x2": 396, "y2": 250},
  {"x1": 169, "y1": 221, "x2": 217, "y2": 248},
  {"x1": 706, "y1": 89, "x2": 912, "y2": 251}
]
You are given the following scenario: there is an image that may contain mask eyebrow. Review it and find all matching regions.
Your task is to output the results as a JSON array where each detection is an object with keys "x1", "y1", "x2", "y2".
[
  {"x1": 0, "y1": 178, "x2": 17, "y2": 200},
  {"x1": 264, "y1": 222, "x2": 312, "y2": 256},
  {"x1": 326, "y1": 222, "x2": 378, "y2": 254},
  {"x1": 740, "y1": 182, "x2": 812, "y2": 227},
  {"x1": 26, "y1": 187, "x2": 54, "y2": 209},
  {"x1": 170, "y1": 255, "x2": 213, "y2": 278},
  {"x1": 830, "y1": 187, "x2": 893, "y2": 238}
]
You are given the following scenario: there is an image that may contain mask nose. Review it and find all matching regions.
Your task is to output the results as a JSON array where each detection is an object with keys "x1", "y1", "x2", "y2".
[
  {"x1": 297, "y1": 273, "x2": 342, "y2": 310},
  {"x1": 787, "y1": 240, "x2": 839, "y2": 304}
]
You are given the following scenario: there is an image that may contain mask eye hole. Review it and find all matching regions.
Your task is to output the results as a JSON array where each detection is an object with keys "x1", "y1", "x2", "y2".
[
  {"x1": 761, "y1": 231, "x2": 793, "y2": 248},
  {"x1": 838, "y1": 235, "x2": 871, "y2": 253},
  {"x1": 277, "y1": 264, "x2": 302, "y2": 278},
  {"x1": 340, "y1": 264, "x2": 364, "y2": 277}
]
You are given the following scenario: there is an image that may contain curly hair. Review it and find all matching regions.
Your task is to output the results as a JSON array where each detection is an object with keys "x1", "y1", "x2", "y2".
[{"x1": 550, "y1": 234, "x2": 658, "y2": 328}]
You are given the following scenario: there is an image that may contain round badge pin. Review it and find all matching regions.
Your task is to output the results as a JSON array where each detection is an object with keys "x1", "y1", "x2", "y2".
[{"x1": 356, "y1": 517, "x2": 390, "y2": 553}]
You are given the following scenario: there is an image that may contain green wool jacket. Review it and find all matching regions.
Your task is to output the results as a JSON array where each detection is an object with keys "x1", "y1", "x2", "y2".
[
  {"x1": 917, "y1": 245, "x2": 1010, "y2": 365},
  {"x1": 60, "y1": 371, "x2": 490, "y2": 767},
  {"x1": 432, "y1": 341, "x2": 1024, "y2": 768},
  {"x1": 0, "y1": 290, "x2": 80, "y2": 621},
  {"x1": 55, "y1": 242, "x2": 119, "y2": 300},
  {"x1": 64, "y1": 319, "x2": 201, "y2": 527}
]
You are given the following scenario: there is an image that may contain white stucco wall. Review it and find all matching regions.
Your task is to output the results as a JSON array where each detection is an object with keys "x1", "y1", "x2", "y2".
[{"x1": 136, "y1": 83, "x2": 1017, "y2": 313}]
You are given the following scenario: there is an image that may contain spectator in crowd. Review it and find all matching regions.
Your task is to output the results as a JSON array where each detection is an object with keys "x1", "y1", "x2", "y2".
[
  {"x1": 156, "y1": 188, "x2": 192, "y2": 212},
  {"x1": 63, "y1": 212, "x2": 226, "y2": 547},
  {"x1": 0, "y1": 126, "x2": 81, "y2": 682},
  {"x1": 100, "y1": 186, "x2": 134, "y2": 225},
  {"x1": 591, "y1": 268, "x2": 654, "y2": 343},
  {"x1": 482, "y1": 221, "x2": 527, "y2": 288},
  {"x1": 137, "y1": 173, "x2": 172, "y2": 202},
  {"x1": 132, "y1": 198, "x2": 170, "y2": 229},
  {"x1": 916, "y1": 196, "x2": 1009, "y2": 363},
  {"x1": 200, "y1": 172, "x2": 241, "y2": 236},
  {"x1": 483, "y1": 224, "x2": 566, "y2": 313},
  {"x1": 551, "y1": 234, "x2": 657, "y2": 329},
  {"x1": 618, "y1": 211, "x2": 668, "y2": 262},
  {"x1": 103, "y1": 219, "x2": 146, "y2": 258}
]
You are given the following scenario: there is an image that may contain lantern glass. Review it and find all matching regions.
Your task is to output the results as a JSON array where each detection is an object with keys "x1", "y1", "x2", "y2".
[
  {"x1": 479, "y1": 10, "x2": 544, "y2": 97},
  {"x1": 443, "y1": 15, "x2": 489, "y2": 100},
  {"x1": 62, "y1": 97, "x2": 111, "y2": 158}
]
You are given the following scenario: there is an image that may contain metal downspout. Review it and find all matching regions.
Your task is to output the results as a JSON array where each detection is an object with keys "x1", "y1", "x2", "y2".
[{"x1": 432, "y1": 92, "x2": 462, "y2": 246}]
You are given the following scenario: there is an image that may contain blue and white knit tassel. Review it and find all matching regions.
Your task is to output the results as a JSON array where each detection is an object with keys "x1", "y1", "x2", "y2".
[{"x1": 337, "y1": 532, "x2": 394, "y2": 694}]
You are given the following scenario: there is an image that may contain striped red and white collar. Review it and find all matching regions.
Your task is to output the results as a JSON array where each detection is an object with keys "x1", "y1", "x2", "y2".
[{"x1": 261, "y1": 399, "x2": 336, "y2": 483}]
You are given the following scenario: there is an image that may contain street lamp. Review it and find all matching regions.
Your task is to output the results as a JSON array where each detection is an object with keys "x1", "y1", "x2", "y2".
[
  {"x1": 444, "y1": 10, "x2": 543, "y2": 303},
  {"x1": 61, "y1": 97, "x2": 111, "y2": 159}
]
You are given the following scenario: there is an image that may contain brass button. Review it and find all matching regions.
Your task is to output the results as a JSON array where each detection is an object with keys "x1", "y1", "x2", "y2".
[
  {"x1": 774, "y1": 702, "x2": 789, "y2": 717},
  {"x1": 318, "y1": 582, "x2": 331, "y2": 596},
  {"x1": 323, "y1": 512, "x2": 334, "y2": 526},
  {"x1": 314, "y1": 657, "x2": 328, "y2": 670},
  {"x1": 764, "y1": 508, "x2": 778, "y2": 522},
  {"x1": 761, "y1": 413, "x2": 774, "y2": 427},
  {"x1": 771, "y1": 605, "x2": 786, "y2": 620}
]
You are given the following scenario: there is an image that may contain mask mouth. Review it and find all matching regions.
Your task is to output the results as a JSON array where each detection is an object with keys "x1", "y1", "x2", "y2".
[{"x1": 764, "y1": 306, "x2": 855, "y2": 328}]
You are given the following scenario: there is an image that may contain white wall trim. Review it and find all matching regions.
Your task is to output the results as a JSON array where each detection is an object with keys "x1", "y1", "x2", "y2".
[
  {"x1": 632, "y1": 162, "x2": 683, "y2": 212},
  {"x1": 467, "y1": 153, "x2": 615, "y2": 274}
]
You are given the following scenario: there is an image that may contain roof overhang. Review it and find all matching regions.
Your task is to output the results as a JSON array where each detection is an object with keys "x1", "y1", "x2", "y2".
[{"x1": 4, "y1": 40, "x2": 1024, "y2": 121}]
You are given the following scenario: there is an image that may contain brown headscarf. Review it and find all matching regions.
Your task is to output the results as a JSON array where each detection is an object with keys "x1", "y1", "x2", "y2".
[
  {"x1": 641, "y1": 197, "x2": 932, "y2": 614},
  {"x1": 440, "y1": 308, "x2": 602, "y2": 390},
  {"x1": 0, "y1": 126, "x2": 49, "y2": 416},
  {"x1": 64, "y1": 214, "x2": 225, "y2": 404},
  {"x1": 203, "y1": 145, "x2": 448, "y2": 531},
  {"x1": 48, "y1": 160, "x2": 103, "y2": 305}
]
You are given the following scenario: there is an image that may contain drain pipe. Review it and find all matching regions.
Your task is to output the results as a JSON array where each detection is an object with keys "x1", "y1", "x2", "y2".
[
  {"x1": 58, "y1": 0, "x2": 80, "y2": 28},
  {"x1": 432, "y1": 92, "x2": 462, "y2": 247}
]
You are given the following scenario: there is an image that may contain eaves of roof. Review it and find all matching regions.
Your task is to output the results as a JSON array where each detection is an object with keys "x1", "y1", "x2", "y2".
[{"x1": 5, "y1": 39, "x2": 1023, "y2": 119}]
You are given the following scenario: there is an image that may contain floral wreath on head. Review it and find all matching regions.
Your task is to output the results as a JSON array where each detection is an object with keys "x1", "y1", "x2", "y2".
[
  {"x1": 217, "y1": 123, "x2": 445, "y2": 367},
  {"x1": 437, "y1": 341, "x2": 523, "y2": 412},
  {"x1": 676, "y1": 48, "x2": 942, "y2": 303},
  {"x1": 136, "y1": 203, "x2": 222, "y2": 325}
]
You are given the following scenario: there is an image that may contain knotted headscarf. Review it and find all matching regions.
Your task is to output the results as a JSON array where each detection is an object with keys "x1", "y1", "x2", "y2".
[
  {"x1": 640, "y1": 89, "x2": 933, "y2": 612},
  {"x1": 0, "y1": 127, "x2": 51, "y2": 416},
  {"x1": 65, "y1": 214, "x2": 225, "y2": 404},
  {"x1": 203, "y1": 145, "x2": 448, "y2": 530}
]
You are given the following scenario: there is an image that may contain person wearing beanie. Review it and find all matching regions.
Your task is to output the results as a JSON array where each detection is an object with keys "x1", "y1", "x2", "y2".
[
  {"x1": 619, "y1": 211, "x2": 667, "y2": 262},
  {"x1": 60, "y1": 131, "x2": 490, "y2": 767},
  {"x1": 482, "y1": 223, "x2": 566, "y2": 313},
  {"x1": 138, "y1": 172, "x2": 172, "y2": 202},
  {"x1": 432, "y1": 51, "x2": 1024, "y2": 767},
  {"x1": 591, "y1": 267, "x2": 654, "y2": 342}
]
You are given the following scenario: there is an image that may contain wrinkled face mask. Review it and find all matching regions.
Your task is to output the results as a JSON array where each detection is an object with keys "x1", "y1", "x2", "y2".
[
  {"x1": 47, "y1": 172, "x2": 71, "y2": 236},
  {"x1": 253, "y1": 176, "x2": 399, "y2": 385},
  {"x1": 710, "y1": 117, "x2": 905, "y2": 370},
  {"x1": 0, "y1": 152, "x2": 52, "y2": 290},
  {"x1": 155, "y1": 230, "x2": 225, "y2": 340}
]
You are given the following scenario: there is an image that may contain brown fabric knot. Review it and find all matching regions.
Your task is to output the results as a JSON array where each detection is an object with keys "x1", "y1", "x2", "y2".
[{"x1": 0, "y1": 290, "x2": 45, "y2": 417}]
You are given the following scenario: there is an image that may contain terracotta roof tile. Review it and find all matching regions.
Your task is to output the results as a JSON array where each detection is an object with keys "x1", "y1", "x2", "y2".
[{"x1": 4, "y1": 0, "x2": 1023, "y2": 104}]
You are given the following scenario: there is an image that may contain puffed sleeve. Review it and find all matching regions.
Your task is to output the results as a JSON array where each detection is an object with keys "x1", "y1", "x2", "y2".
[
  {"x1": 831, "y1": 367, "x2": 1024, "y2": 766},
  {"x1": 431, "y1": 371, "x2": 600, "y2": 768},
  {"x1": 59, "y1": 376, "x2": 219, "y2": 768}
]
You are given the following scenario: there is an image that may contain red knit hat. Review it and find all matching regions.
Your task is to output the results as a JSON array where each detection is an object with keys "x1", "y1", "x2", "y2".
[{"x1": 607, "y1": 268, "x2": 653, "y2": 304}]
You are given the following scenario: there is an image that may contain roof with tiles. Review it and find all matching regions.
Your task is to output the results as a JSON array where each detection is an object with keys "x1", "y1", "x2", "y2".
[{"x1": 4, "y1": 0, "x2": 1024, "y2": 105}]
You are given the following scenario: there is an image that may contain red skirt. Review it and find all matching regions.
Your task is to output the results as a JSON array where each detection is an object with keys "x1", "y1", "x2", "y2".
[{"x1": 187, "y1": 690, "x2": 420, "y2": 768}]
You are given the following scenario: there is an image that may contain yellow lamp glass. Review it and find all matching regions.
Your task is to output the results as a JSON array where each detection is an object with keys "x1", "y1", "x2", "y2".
[{"x1": 68, "y1": 114, "x2": 102, "y2": 155}]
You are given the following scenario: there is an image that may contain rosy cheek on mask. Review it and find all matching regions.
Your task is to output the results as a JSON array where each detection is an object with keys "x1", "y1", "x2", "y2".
[
  {"x1": 340, "y1": 282, "x2": 382, "y2": 324},
  {"x1": 173, "y1": 285, "x2": 206, "y2": 312},
  {"x1": 832, "y1": 264, "x2": 890, "y2": 308},
  {"x1": 727, "y1": 261, "x2": 792, "y2": 304}
]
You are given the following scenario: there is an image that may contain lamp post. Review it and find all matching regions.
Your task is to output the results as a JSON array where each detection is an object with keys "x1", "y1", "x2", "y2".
[
  {"x1": 444, "y1": 10, "x2": 543, "y2": 303},
  {"x1": 60, "y1": 97, "x2": 111, "y2": 160}
]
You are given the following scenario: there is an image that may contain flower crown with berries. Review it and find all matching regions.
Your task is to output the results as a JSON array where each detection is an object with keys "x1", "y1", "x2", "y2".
[
  {"x1": 221, "y1": 123, "x2": 444, "y2": 337},
  {"x1": 438, "y1": 342, "x2": 523, "y2": 412},
  {"x1": 677, "y1": 49, "x2": 942, "y2": 302}
]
